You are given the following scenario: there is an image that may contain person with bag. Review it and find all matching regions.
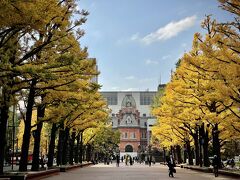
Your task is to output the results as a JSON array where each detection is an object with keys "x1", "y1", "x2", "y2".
[{"x1": 166, "y1": 155, "x2": 176, "y2": 177}]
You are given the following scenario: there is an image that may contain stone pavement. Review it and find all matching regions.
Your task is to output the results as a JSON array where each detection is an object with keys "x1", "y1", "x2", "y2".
[{"x1": 42, "y1": 162, "x2": 239, "y2": 180}]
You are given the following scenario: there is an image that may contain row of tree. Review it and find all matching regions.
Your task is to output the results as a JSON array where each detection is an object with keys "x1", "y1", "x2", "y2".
[
  {"x1": 0, "y1": 0, "x2": 119, "y2": 174},
  {"x1": 151, "y1": 0, "x2": 239, "y2": 168}
]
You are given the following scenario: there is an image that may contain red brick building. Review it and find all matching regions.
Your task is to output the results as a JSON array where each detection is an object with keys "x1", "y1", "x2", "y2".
[{"x1": 101, "y1": 91, "x2": 156, "y2": 157}]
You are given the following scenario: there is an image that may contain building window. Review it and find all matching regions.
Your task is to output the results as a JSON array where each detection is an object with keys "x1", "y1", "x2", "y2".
[
  {"x1": 122, "y1": 133, "x2": 124, "y2": 139},
  {"x1": 102, "y1": 92, "x2": 118, "y2": 105},
  {"x1": 125, "y1": 132, "x2": 128, "y2": 139},
  {"x1": 141, "y1": 131, "x2": 146, "y2": 138},
  {"x1": 130, "y1": 132, "x2": 135, "y2": 139},
  {"x1": 140, "y1": 92, "x2": 156, "y2": 105}
]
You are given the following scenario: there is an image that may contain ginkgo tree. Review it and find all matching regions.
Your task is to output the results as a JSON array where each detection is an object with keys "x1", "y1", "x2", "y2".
[
  {"x1": 84, "y1": 124, "x2": 120, "y2": 162},
  {"x1": 152, "y1": 0, "x2": 240, "y2": 167},
  {"x1": 0, "y1": 0, "x2": 90, "y2": 173}
]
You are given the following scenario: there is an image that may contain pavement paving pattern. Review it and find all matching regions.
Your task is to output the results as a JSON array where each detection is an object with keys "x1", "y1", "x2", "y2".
[{"x1": 42, "y1": 163, "x2": 239, "y2": 180}]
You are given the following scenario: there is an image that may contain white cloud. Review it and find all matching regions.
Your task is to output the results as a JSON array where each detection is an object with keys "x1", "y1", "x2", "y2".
[
  {"x1": 145, "y1": 59, "x2": 159, "y2": 65},
  {"x1": 141, "y1": 15, "x2": 197, "y2": 45},
  {"x1": 125, "y1": 76, "x2": 135, "y2": 80}
]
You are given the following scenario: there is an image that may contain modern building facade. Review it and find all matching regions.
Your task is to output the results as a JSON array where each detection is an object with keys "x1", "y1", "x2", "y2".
[{"x1": 101, "y1": 91, "x2": 157, "y2": 158}]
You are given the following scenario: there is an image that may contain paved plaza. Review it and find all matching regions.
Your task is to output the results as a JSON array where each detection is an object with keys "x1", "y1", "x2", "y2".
[{"x1": 43, "y1": 163, "x2": 238, "y2": 180}]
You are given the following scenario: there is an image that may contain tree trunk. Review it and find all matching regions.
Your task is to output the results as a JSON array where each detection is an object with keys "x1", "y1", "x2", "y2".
[
  {"x1": 170, "y1": 146, "x2": 174, "y2": 156},
  {"x1": 186, "y1": 140, "x2": 193, "y2": 165},
  {"x1": 79, "y1": 131, "x2": 83, "y2": 163},
  {"x1": 62, "y1": 128, "x2": 69, "y2": 165},
  {"x1": 74, "y1": 133, "x2": 80, "y2": 164},
  {"x1": 47, "y1": 123, "x2": 57, "y2": 168},
  {"x1": 69, "y1": 131, "x2": 76, "y2": 165},
  {"x1": 0, "y1": 102, "x2": 10, "y2": 174},
  {"x1": 19, "y1": 79, "x2": 36, "y2": 171},
  {"x1": 86, "y1": 144, "x2": 91, "y2": 162},
  {"x1": 31, "y1": 104, "x2": 45, "y2": 171},
  {"x1": 163, "y1": 148, "x2": 166, "y2": 163},
  {"x1": 212, "y1": 123, "x2": 221, "y2": 168},
  {"x1": 176, "y1": 145, "x2": 182, "y2": 164},
  {"x1": 31, "y1": 122, "x2": 43, "y2": 171},
  {"x1": 183, "y1": 145, "x2": 187, "y2": 163},
  {"x1": 203, "y1": 127, "x2": 210, "y2": 167},
  {"x1": 57, "y1": 127, "x2": 64, "y2": 166},
  {"x1": 193, "y1": 131, "x2": 200, "y2": 165},
  {"x1": 199, "y1": 124, "x2": 203, "y2": 167},
  {"x1": 173, "y1": 146, "x2": 177, "y2": 160},
  {"x1": 82, "y1": 145, "x2": 86, "y2": 162}
]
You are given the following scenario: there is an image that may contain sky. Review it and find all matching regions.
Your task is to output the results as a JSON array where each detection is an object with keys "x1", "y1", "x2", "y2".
[{"x1": 78, "y1": 0, "x2": 234, "y2": 91}]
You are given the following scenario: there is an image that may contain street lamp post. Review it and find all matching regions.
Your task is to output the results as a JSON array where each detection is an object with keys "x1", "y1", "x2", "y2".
[
  {"x1": 16, "y1": 138, "x2": 19, "y2": 162},
  {"x1": 11, "y1": 104, "x2": 16, "y2": 170}
]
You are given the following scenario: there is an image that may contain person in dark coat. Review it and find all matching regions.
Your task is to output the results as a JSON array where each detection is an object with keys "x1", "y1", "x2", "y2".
[
  {"x1": 166, "y1": 155, "x2": 175, "y2": 177},
  {"x1": 148, "y1": 155, "x2": 152, "y2": 167},
  {"x1": 116, "y1": 154, "x2": 120, "y2": 167},
  {"x1": 129, "y1": 156, "x2": 133, "y2": 166},
  {"x1": 212, "y1": 155, "x2": 219, "y2": 177}
]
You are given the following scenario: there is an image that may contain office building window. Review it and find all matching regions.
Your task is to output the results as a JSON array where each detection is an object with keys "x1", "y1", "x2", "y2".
[
  {"x1": 140, "y1": 92, "x2": 156, "y2": 105},
  {"x1": 101, "y1": 92, "x2": 118, "y2": 105}
]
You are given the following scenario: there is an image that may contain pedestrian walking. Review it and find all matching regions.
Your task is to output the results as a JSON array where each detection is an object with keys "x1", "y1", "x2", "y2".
[
  {"x1": 116, "y1": 154, "x2": 120, "y2": 167},
  {"x1": 166, "y1": 155, "x2": 176, "y2": 178},
  {"x1": 230, "y1": 158, "x2": 235, "y2": 168},
  {"x1": 129, "y1": 156, "x2": 133, "y2": 166},
  {"x1": 40, "y1": 156, "x2": 45, "y2": 168},
  {"x1": 125, "y1": 155, "x2": 129, "y2": 166},
  {"x1": 148, "y1": 155, "x2": 152, "y2": 167}
]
